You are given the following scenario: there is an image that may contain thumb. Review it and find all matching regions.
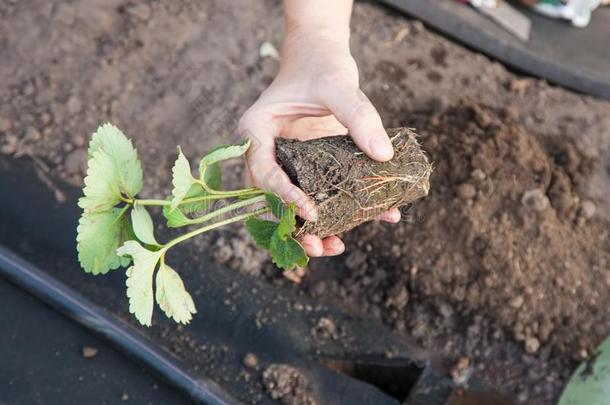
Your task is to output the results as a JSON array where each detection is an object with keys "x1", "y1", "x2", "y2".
[{"x1": 320, "y1": 85, "x2": 394, "y2": 162}]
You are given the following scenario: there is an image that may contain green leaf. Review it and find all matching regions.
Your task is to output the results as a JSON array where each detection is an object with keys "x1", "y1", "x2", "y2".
[
  {"x1": 276, "y1": 203, "x2": 296, "y2": 239},
  {"x1": 79, "y1": 150, "x2": 122, "y2": 212},
  {"x1": 162, "y1": 204, "x2": 193, "y2": 228},
  {"x1": 198, "y1": 139, "x2": 251, "y2": 170},
  {"x1": 559, "y1": 335, "x2": 610, "y2": 405},
  {"x1": 245, "y1": 218, "x2": 278, "y2": 249},
  {"x1": 116, "y1": 241, "x2": 162, "y2": 327},
  {"x1": 170, "y1": 146, "x2": 196, "y2": 210},
  {"x1": 204, "y1": 162, "x2": 222, "y2": 190},
  {"x1": 131, "y1": 205, "x2": 159, "y2": 246},
  {"x1": 155, "y1": 262, "x2": 197, "y2": 324},
  {"x1": 77, "y1": 208, "x2": 133, "y2": 275},
  {"x1": 85, "y1": 123, "x2": 142, "y2": 203},
  {"x1": 265, "y1": 192, "x2": 285, "y2": 219},
  {"x1": 269, "y1": 232, "x2": 308, "y2": 270},
  {"x1": 177, "y1": 184, "x2": 210, "y2": 215}
]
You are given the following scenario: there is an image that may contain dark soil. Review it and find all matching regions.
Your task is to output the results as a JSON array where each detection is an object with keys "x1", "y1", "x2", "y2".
[
  {"x1": 276, "y1": 128, "x2": 431, "y2": 238},
  {"x1": 304, "y1": 103, "x2": 610, "y2": 402},
  {"x1": 2, "y1": 1, "x2": 610, "y2": 404}
]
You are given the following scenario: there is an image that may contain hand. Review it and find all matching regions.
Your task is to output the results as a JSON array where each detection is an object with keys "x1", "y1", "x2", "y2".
[{"x1": 239, "y1": 30, "x2": 400, "y2": 258}]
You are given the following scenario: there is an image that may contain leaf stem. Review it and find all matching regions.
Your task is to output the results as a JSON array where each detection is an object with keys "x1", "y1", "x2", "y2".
[
  {"x1": 163, "y1": 207, "x2": 269, "y2": 251},
  {"x1": 195, "y1": 179, "x2": 261, "y2": 197},
  {"x1": 187, "y1": 195, "x2": 266, "y2": 225},
  {"x1": 135, "y1": 199, "x2": 170, "y2": 206},
  {"x1": 134, "y1": 189, "x2": 264, "y2": 207}
]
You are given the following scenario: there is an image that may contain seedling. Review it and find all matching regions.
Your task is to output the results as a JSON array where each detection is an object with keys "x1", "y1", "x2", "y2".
[{"x1": 76, "y1": 124, "x2": 307, "y2": 326}]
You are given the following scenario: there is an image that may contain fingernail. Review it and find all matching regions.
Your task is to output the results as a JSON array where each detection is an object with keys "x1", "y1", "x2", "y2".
[{"x1": 368, "y1": 136, "x2": 394, "y2": 161}]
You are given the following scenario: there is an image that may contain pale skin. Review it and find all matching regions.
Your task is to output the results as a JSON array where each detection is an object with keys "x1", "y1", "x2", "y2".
[{"x1": 239, "y1": 0, "x2": 400, "y2": 258}]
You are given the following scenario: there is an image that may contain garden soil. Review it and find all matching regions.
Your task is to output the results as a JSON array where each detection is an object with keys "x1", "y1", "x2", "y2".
[{"x1": 2, "y1": 1, "x2": 610, "y2": 404}]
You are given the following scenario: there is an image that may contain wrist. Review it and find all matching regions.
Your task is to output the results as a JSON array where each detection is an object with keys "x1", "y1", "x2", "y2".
[{"x1": 283, "y1": 24, "x2": 351, "y2": 60}]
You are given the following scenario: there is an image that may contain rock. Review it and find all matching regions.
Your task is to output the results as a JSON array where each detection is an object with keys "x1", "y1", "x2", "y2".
[
  {"x1": 521, "y1": 189, "x2": 549, "y2": 212},
  {"x1": 450, "y1": 356, "x2": 472, "y2": 385},
  {"x1": 437, "y1": 301, "x2": 454, "y2": 319},
  {"x1": 456, "y1": 183, "x2": 476, "y2": 200},
  {"x1": 525, "y1": 337, "x2": 540, "y2": 354},
  {"x1": 259, "y1": 42, "x2": 280, "y2": 60},
  {"x1": 510, "y1": 295, "x2": 524, "y2": 309},
  {"x1": 120, "y1": 392, "x2": 129, "y2": 401},
  {"x1": 25, "y1": 126, "x2": 41, "y2": 141},
  {"x1": 311, "y1": 317, "x2": 338, "y2": 341},
  {"x1": 243, "y1": 352, "x2": 259, "y2": 369},
  {"x1": 212, "y1": 237, "x2": 232, "y2": 264},
  {"x1": 386, "y1": 284, "x2": 409, "y2": 309},
  {"x1": 471, "y1": 169, "x2": 486, "y2": 181},
  {"x1": 64, "y1": 149, "x2": 88, "y2": 174},
  {"x1": 1, "y1": 134, "x2": 18, "y2": 155},
  {"x1": 579, "y1": 200, "x2": 596, "y2": 219},
  {"x1": 81, "y1": 346, "x2": 98, "y2": 358}
]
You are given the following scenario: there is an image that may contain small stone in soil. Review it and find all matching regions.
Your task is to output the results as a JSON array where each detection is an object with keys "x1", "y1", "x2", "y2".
[
  {"x1": 521, "y1": 189, "x2": 549, "y2": 212},
  {"x1": 120, "y1": 392, "x2": 129, "y2": 401},
  {"x1": 510, "y1": 295, "x2": 524, "y2": 309},
  {"x1": 579, "y1": 200, "x2": 596, "y2": 219},
  {"x1": 311, "y1": 316, "x2": 338, "y2": 341},
  {"x1": 81, "y1": 346, "x2": 98, "y2": 358},
  {"x1": 243, "y1": 353, "x2": 259, "y2": 369},
  {"x1": 525, "y1": 337, "x2": 540, "y2": 354},
  {"x1": 450, "y1": 356, "x2": 472, "y2": 385},
  {"x1": 456, "y1": 183, "x2": 477, "y2": 200},
  {"x1": 471, "y1": 168, "x2": 486, "y2": 180}
]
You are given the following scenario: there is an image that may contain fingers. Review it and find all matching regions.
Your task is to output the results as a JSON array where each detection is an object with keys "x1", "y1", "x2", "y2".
[
  {"x1": 301, "y1": 234, "x2": 324, "y2": 257},
  {"x1": 318, "y1": 81, "x2": 394, "y2": 162},
  {"x1": 301, "y1": 234, "x2": 344, "y2": 257},
  {"x1": 321, "y1": 236, "x2": 345, "y2": 256},
  {"x1": 375, "y1": 208, "x2": 401, "y2": 223},
  {"x1": 240, "y1": 111, "x2": 318, "y2": 221}
]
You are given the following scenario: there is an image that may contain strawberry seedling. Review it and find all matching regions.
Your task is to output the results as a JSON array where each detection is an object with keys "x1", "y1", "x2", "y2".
[{"x1": 76, "y1": 124, "x2": 307, "y2": 326}]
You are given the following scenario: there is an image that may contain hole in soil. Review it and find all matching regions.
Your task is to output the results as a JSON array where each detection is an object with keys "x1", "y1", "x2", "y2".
[{"x1": 317, "y1": 358, "x2": 424, "y2": 401}]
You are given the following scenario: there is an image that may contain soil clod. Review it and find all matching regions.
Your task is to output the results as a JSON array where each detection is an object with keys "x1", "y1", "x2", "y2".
[
  {"x1": 262, "y1": 364, "x2": 316, "y2": 405},
  {"x1": 276, "y1": 128, "x2": 432, "y2": 238}
]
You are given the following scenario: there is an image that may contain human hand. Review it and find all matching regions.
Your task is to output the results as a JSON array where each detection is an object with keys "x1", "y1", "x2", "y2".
[{"x1": 239, "y1": 29, "x2": 400, "y2": 258}]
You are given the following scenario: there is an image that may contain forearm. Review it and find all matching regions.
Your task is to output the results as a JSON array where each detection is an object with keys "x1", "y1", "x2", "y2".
[{"x1": 283, "y1": 0, "x2": 353, "y2": 46}]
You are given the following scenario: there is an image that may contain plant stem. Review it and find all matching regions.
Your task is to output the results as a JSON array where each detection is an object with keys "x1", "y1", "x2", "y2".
[
  {"x1": 135, "y1": 199, "x2": 170, "y2": 206},
  {"x1": 186, "y1": 195, "x2": 266, "y2": 225},
  {"x1": 195, "y1": 179, "x2": 261, "y2": 197},
  {"x1": 163, "y1": 207, "x2": 269, "y2": 251},
  {"x1": 135, "y1": 189, "x2": 264, "y2": 207}
]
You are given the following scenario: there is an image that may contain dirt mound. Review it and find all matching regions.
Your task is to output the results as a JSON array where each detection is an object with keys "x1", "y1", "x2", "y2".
[
  {"x1": 385, "y1": 104, "x2": 607, "y2": 349},
  {"x1": 396, "y1": 103, "x2": 610, "y2": 355},
  {"x1": 304, "y1": 102, "x2": 610, "y2": 401}
]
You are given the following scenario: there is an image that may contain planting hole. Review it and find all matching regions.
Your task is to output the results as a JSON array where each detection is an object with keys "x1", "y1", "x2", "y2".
[{"x1": 317, "y1": 358, "x2": 424, "y2": 402}]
